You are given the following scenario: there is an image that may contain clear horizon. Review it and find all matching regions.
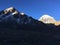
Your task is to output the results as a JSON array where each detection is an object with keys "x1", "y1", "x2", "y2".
[{"x1": 0, "y1": 0, "x2": 60, "y2": 21}]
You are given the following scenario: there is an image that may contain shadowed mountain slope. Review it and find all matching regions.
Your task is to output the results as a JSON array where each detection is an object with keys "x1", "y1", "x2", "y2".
[{"x1": 0, "y1": 7, "x2": 60, "y2": 45}]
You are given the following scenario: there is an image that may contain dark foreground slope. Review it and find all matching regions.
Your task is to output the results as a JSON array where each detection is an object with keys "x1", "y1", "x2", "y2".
[
  {"x1": 0, "y1": 7, "x2": 60, "y2": 45},
  {"x1": 0, "y1": 24, "x2": 60, "y2": 45}
]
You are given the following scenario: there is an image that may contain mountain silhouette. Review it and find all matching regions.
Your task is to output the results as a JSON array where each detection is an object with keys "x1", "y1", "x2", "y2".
[{"x1": 0, "y1": 7, "x2": 60, "y2": 45}]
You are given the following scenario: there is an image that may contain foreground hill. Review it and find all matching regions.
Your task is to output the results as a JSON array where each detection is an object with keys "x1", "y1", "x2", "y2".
[{"x1": 0, "y1": 7, "x2": 60, "y2": 45}]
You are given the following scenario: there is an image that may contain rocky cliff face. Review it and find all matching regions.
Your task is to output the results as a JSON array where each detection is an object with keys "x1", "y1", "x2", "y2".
[{"x1": 0, "y1": 7, "x2": 60, "y2": 45}]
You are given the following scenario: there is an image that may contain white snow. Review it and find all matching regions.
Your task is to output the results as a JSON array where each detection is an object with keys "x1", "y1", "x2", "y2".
[
  {"x1": 4, "y1": 7, "x2": 14, "y2": 14},
  {"x1": 12, "y1": 11, "x2": 18, "y2": 15},
  {"x1": 20, "y1": 13, "x2": 24, "y2": 15},
  {"x1": 5, "y1": 7, "x2": 14, "y2": 12},
  {"x1": 38, "y1": 14, "x2": 56, "y2": 23}
]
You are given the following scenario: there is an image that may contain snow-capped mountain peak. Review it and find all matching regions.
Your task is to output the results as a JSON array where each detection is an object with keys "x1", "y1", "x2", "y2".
[
  {"x1": 0, "y1": 7, "x2": 42, "y2": 25},
  {"x1": 38, "y1": 14, "x2": 56, "y2": 23},
  {"x1": 0, "y1": 7, "x2": 19, "y2": 15}
]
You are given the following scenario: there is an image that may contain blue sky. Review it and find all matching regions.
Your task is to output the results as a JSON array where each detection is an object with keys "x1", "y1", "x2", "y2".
[{"x1": 0, "y1": 0, "x2": 60, "y2": 20}]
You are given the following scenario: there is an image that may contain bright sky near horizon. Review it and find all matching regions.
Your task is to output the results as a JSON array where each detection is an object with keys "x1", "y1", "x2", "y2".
[{"x1": 0, "y1": 0, "x2": 60, "y2": 20}]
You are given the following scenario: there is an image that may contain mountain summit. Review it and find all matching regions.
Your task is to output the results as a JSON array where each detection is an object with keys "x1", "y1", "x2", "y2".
[
  {"x1": 38, "y1": 14, "x2": 60, "y2": 26},
  {"x1": 0, "y1": 7, "x2": 44, "y2": 27},
  {"x1": 0, "y1": 7, "x2": 60, "y2": 26},
  {"x1": 38, "y1": 14, "x2": 56, "y2": 23}
]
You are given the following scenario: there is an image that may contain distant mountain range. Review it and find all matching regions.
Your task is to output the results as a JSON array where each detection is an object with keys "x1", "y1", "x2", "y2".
[
  {"x1": 0, "y1": 7, "x2": 43, "y2": 25},
  {"x1": 0, "y1": 7, "x2": 60, "y2": 45}
]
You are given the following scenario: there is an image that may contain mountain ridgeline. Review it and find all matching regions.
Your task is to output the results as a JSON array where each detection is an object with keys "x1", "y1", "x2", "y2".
[{"x1": 0, "y1": 7, "x2": 60, "y2": 45}]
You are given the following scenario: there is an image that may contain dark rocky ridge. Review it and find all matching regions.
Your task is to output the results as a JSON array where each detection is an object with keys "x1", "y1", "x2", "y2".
[{"x1": 0, "y1": 7, "x2": 60, "y2": 45}]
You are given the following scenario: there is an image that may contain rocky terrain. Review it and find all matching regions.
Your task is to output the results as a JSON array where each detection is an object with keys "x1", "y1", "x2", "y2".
[{"x1": 0, "y1": 7, "x2": 60, "y2": 45}]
